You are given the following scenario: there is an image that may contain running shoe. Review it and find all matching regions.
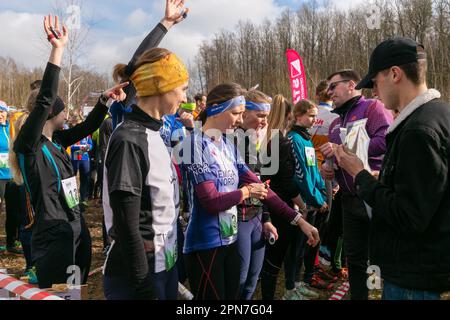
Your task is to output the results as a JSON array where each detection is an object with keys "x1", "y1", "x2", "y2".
[
  {"x1": 317, "y1": 267, "x2": 338, "y2": 283},
  {"x1": 25, "y1": 267, "x2": 38, "y2": 285},
  {"x1": 6, "y1": 246, "x2": 23, "y2": 256},
  {"x1": 295, "y1": 282, "x2": 320, "y2": 299},
  {"x1": 282, "y1": 289, "x2": 310, "y2": 300},
  {"x1": 307, "y1": 274, "x2": 334, "y2": 291}
]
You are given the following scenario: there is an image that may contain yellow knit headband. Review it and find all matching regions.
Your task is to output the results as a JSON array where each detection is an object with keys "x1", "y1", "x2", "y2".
[{"x1": 130, "y1": 53, "x2": 189, "y2": 97}]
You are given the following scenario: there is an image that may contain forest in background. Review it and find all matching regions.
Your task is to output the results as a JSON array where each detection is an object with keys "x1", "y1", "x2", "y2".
[{"x1": 1, "y1": 0, "x2": 449, "y2": 111}]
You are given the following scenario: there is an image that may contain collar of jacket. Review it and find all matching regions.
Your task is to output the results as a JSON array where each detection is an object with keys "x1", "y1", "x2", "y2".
[
  {"x1": 126, "y1": 104, "x2": 163, "y2": 131},
  {"x1": 387, "y1": 89, "x2": 441, "y2": 134},
  {"x1": 319, "y1": 102, "x2": 333, "y2": 109},
  {"x1": 332, "y1": 95, "x2": 362, "y2": 118},
  {"x1": 291, "y1": 125, "x2": 312, "y2": 140}
]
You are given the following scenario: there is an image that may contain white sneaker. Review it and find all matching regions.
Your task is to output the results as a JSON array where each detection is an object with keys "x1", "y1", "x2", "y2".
[
  {"x1": 295, "y1": 281, "x2": 320, "y2": 299},
  {"x1": 282, "y1": 289, "x2": 309, "y2": 300}
]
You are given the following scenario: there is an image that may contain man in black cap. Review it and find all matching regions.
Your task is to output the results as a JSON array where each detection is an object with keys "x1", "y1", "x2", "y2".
[{"x1": 335, "y1": 36, "x2": 450, "y2": 300}]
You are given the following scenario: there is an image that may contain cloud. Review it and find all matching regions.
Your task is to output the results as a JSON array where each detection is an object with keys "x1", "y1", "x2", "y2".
[
  {"x1": 0, "y1": 11, "x2": 47, "y2": 69},
  {"x1": 126, "y1": 8, "x2": 152, "y2": 32},
  {"x1": 0, "y1": 0, "x2": 367, "y2": 75},
  {"x1": 86, "y1": 0, "x2": 286, "y2": 74}
]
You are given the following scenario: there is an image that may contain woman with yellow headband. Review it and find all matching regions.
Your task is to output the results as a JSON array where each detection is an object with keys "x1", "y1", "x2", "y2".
[
  {"x1": 103, "y1": 47, "x2": 189, "y2": 300},
  {"x1": 179, "y1": 83, "x2": 320, "y2": 300}
]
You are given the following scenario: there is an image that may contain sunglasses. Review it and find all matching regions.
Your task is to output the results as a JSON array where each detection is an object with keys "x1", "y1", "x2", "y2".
[{"x1": 328, "y1": 79, "x2": 351, "y2": 91}]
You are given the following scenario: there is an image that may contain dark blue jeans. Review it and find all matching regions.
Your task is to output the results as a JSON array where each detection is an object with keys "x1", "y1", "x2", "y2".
[
  {"x1": 237, "y1": 213, "x2": 265, "y2": 300},
  {"x1": 382, "y1": 281, "x2": 441, "y2": 300},
  {"x1": 103, "y1": 267, "x2": 178, "y2": 300}
]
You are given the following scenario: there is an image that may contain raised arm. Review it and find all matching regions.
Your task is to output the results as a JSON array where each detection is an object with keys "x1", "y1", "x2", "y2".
[
  {"x1": 55, "y1": 82, "x2": 128, "y2": 148},
  {"x1": 124, "y1": 0, "x2": 189, "y2": 105},
  {"x1": 14, "y1": 14, "x2": 68, "y2": 154}
]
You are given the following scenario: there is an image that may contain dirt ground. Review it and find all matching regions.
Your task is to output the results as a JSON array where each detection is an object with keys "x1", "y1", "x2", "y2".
[{"x1": 2, "y1": 199, "x2": 448, "y2": 301}]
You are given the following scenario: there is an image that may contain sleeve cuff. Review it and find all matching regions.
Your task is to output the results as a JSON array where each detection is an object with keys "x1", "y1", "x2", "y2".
[{"x1": 354, "y1": 169, "x2": 376, "y2": 199}]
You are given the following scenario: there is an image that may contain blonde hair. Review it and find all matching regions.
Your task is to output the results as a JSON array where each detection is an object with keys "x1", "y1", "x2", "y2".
[
  {"x1": 244, "y1": 89, "x2": 271, "y2": 104},
  {"x1": 261, "y1": 94, "x2": 293, "y2": 155},
  {"x1": 9, "y1": 112, "x2": 29, "y2": 185}
]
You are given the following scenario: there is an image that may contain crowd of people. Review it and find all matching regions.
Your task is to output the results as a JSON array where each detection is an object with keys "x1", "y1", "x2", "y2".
[{"x1": 1, "y1": 0, "x2": 449, "y2": 301}]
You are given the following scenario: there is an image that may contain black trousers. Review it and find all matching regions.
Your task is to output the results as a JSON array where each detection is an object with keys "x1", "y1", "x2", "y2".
[
  {"x1": 185, "y1": 242, "x2": 241, "y2": 300},
  {"x1": 324, "y1": 191, "x2": 344, "y2": 271},
  {"x1": 1, "y1": 181, "x2": 21, "y2": 247},
  {"x1": 35, "y1": 216, "x2": 92, "y2": 289},
  {"x1": 260, "y1": 213, "x2": 297, "y2": 300},
  {"x1": 341, "y1": 193, "x2": 370, "y2": 300}
]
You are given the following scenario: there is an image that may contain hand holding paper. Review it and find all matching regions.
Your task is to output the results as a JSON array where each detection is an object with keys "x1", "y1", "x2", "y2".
[{"x1": 335, "y1": 145, "x2": 365, "y2": 178}]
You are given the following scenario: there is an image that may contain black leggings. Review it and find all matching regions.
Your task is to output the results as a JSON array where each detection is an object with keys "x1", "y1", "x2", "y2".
[
  {"x1": 35, "y1": 216, "x2": 92, "y2": 288},
  {"x1": 185, "y1": 242, "x2": 240, "y2": 300},
  {"x1": 324, "y1": 191, "x2": 344, "y2": 272},
  {"x1": 1, "y1": 181, "x2": 21, "y2": 247},
  {"x1": 260, "y1": 213, "x2": 298, "y2": 300}
]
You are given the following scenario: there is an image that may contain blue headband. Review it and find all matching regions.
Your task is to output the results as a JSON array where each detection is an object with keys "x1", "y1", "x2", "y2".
[
  {"x1": 206, "y1": 96, "x2": 246, "y2": 117},
  {"x1": 0, "y1": 101, "x2": 8, "y2": 113},
  {"x1": 245, "y1": 101, "x2": 271, "y2": 112}
]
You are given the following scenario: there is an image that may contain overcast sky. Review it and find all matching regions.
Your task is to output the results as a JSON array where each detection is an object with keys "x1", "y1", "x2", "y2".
[{"x1": 0, "y1": 0, "x2": 366, "y2": 76}]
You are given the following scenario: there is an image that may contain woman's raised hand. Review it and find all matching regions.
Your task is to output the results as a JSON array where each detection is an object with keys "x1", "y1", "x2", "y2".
[
  {"x1": 161, "y1": 0, "x2": 189, "y2": 28},
  {"x1": 44, "y1": 14, "x2": 69, "y2": 49},
  {"x1": 103, "y1": 82, "x2": 129, "y2": 102}
]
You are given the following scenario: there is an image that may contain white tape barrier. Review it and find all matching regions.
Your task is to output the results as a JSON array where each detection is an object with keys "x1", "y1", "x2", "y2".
[
  {"x1": 0, "y1": 273, "x2": 63, "y2": 300},
  {"x1": 329, "y1": 282, "x2": 350, "y2": 300}
]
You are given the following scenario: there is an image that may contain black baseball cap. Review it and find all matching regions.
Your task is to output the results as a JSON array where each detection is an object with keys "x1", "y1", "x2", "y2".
[{"x1": 356, "y1": 37, "x2": 426, "y2": 90}]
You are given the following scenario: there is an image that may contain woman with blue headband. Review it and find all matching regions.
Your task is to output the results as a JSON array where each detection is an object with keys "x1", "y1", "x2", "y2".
[
  {"x1": 180, "y1": 83, "x2": 320, "y2": 300},
  {"x1": 233, "y1": 89, "x2": 277, "y2": 300}
]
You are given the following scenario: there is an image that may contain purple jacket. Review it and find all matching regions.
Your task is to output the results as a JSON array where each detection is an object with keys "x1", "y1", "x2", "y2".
[{"x1": 328, "y1": 96, "x2": 393, "y2": 193}]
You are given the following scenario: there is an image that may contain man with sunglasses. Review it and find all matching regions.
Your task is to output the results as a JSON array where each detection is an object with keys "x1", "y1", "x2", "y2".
[{"x1": 319, "y1": 69, "x2": 393, "y2": 300}]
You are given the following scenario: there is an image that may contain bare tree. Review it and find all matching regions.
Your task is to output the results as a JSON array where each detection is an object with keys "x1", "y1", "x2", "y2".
[{"x1": 194, "y1": 0, "x2": 450, "y2": 102}]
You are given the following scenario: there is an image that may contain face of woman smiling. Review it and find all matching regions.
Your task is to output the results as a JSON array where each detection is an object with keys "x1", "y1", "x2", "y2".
[{"x1": 160, "y1": 82, "x2": 189, "y2": 116}]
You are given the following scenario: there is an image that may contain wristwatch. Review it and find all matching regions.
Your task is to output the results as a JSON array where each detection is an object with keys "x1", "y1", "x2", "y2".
[{"x1": 290, "y1": 211, "x2": 304, "y2": 226}]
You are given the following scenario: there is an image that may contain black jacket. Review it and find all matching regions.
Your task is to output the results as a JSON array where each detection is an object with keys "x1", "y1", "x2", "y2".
[
  {"x1": 261, "y1": 132, "x2": 300, "y2": 207},
  {"x1": 355, "y1": 96, "x2": 450, "y2": 292},
  {"x1": 14, "y1": 63, "x2": 108, "y2": 260}
]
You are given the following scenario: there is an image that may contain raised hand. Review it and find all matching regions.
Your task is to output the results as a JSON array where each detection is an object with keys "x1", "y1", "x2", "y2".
[
  {"x1": 44, "y1": 14, "x2": 69, "y2": 49},
  {"x1": 161, "y1": 0, "x2": 189, "y2": 29},
  {"x1": 103, "y1": 82, "x2": 129, "y2": 102}
]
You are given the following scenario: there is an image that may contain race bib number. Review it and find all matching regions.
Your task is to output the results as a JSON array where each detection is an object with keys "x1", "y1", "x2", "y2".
[
  {"x1": 61, "y1": 176, "x2": 79, "y2": 209},
  {"x1": 0, "y1": 153, "x2": 9, "y2": 169},
  {"x1": 219, "y1": 210, "x2": 238, "y2": 238},
  {"x1": 305, "y1": 147, "x2": 316, "y2": 167},
  {"x1": 164, "y1": 230, "x2": 178, "y2": 271}
]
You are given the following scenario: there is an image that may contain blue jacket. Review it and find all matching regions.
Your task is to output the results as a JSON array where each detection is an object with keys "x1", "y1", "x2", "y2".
[
  {"x1": 0, "y1": 121, "x2": 12, "y2": 180},
  {"x1": 70, "y1": 136, "x2": 93, "y2": 161},
  {"x1": 288, "y1": 125, "x2": 326, "y2": 208}
]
